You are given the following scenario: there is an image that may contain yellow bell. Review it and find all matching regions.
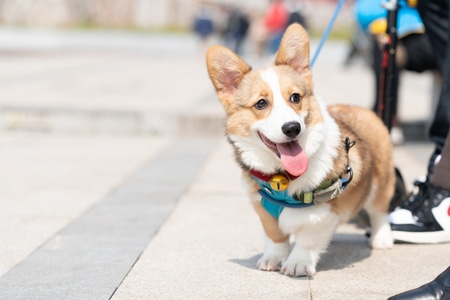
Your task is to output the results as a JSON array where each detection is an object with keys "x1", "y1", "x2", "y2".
[{"x1": 269, "y1": 174, "x2": 289, "y2": 191}]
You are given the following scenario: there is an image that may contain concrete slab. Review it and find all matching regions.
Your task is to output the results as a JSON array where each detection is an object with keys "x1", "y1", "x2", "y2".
[
  {"x1": 312, "y1": 223, "x2": 450, "y2": 299},
  {"x1": 113, "y1": 140, "x2": 449, "y2": 300},
  {"x1": 112, "y1": 140, "x2": 311, "y2": 300},
  {"x1": 0, "y1": 132, "x2": 172, "y2": 278},
  {"x1": 0, "y1": 51, "x2": 217, "y2": 135},
  {"x1": 0, "y1": 136, "x2": 217, "y2": 299}
]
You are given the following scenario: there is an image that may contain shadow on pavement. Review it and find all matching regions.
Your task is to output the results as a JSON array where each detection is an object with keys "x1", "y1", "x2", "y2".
[{"x1": 229, "y1": 232, "x2": 371, "y2": 275}]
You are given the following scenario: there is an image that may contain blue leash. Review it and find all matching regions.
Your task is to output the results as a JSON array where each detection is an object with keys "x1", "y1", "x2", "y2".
[{"x1": 310, "y1": 0, "x2": 346, "y2": 68}]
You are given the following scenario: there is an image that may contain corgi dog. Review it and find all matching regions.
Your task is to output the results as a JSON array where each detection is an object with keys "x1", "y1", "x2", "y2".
[{"x1": 206, "y1": 24, "x2": 394, "y2": 277}]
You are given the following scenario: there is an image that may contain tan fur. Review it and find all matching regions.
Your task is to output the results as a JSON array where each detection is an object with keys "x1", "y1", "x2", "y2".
[
  {"x1": 328, "y1": 105, "x2": 395, "y2": 216},
  {"x1": 252, "y1": 201, "x2": 290, "y2": 243},
  {"x1": 207, "y1": 24, "x2": 395, "y2": 277},
  {"x1": 243, "y1": 171, "x2": 290, "y2": 243}
]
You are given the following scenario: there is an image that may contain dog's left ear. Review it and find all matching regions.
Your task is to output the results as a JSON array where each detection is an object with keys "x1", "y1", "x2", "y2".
[{"x1": 275, "y1": 24, "x2": 310, "y2": 73}]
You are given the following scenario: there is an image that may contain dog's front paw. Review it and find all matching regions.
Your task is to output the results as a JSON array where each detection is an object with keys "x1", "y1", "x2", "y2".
[
  {"x1": 257, "y1": 254, "x2": 285, "y2": 271},
  {"x1": 257, "y1": 240, "x2": 290, "y2": 272},
  {"x1": 281, "y1": 259, "x2": 316, "y2": 277}
]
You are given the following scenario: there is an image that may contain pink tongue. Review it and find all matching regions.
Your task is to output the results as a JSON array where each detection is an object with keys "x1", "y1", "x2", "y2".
[{"x1": 276, "y1": 142, "x2": 308, "y2": 177}]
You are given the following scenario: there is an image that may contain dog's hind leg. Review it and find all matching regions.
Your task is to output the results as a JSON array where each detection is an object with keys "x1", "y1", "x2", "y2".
[
  {"x1": 365, "y1": 185, "x2": 394, "y2": 249},
  {"x1": 367, "y1": 208, "x2": 394, "y2": 249}
]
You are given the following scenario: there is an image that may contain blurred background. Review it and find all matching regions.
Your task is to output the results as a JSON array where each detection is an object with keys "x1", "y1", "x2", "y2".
[
  {"x1": 0, "y1": 0, "x2": 352, "y2": 33},
  {"x1": 0, "y1": 0, "x2": 369, "y2": 136},
  {"x1": 0, "y1": 0, "x2": 435, "y2": 137}
]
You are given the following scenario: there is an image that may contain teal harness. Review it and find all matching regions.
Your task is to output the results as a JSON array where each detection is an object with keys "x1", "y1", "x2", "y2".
[
  {"x1": 251, "y1": 171, "x2": 352, "y2": 219},
  {"x1": 251, "y1": 137, "x2": 355, "y2": 219}
]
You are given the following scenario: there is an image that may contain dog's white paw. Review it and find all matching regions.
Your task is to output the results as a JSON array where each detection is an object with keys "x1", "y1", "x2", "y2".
[
  {"x1": 281, "y1": 259, "x2": 316, "y2": 277},
  {"x1": 279, "y1": 246, "x2": 320, "y2": 277},
  {"x1": 257, "y1": 254, "x2": 285, "y2": 271},
  {"x1": 257, "y1": 239, "x2": 290, "y2": 271}
]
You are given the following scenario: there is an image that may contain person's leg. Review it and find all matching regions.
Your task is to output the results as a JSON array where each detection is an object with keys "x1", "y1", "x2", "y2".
[
  {"x1": 389, "y1": 0, "x2": 450, "y2": 244},
  {"x1": 418, "y1": 0, "x2": 450, "y2": 157},
  {"x1": 430, "y1": 130, "x2": 450, "y2": 190},
  {"x1": 402, "y1": 33, "x2": 438, "y2": 73}
]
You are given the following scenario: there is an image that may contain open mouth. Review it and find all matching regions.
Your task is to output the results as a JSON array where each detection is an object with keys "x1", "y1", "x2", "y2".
[
  {"x1": 258, "y1": 132, "x2": 279, "y2": 155},
  {"x1": 258, "y1": 131, "x2": 309, "y2": 177}
]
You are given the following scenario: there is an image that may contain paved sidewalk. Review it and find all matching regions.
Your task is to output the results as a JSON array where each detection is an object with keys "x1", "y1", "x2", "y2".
[
  {"x1": 112, "y1": 140, "x2": 448, "y2": 300},
  {"x1": 0, "y1": 28, "x2": 220, "y2": 136},
  {"x1": 0, "y1": 133, "x2": 173, "y2": 277},
  {"x1": 0, "y1": 29, "x2": 448, "y2": 299}
]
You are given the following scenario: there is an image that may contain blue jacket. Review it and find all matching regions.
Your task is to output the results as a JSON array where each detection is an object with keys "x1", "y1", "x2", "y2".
[{"x1": 354, "y1": 0, "x2": 424, "y2": 37}]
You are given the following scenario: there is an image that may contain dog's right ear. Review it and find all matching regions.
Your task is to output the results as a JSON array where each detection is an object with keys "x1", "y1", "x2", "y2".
[{"x1": 206, "y1": 45, "x2": 251, "y2": 108}]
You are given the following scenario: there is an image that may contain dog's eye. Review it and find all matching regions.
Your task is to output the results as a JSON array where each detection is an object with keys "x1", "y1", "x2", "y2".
[
  {"x1": 254, "y1": 99, "x2": 268, "y2": 110},
  {"x1": 290, "y1": 93, "x2": 301, "y2": 104}
]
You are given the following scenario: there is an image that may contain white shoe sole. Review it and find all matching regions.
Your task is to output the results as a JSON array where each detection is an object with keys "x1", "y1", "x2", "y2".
[{"x1": 392, "y1": 230, "x2": 450, "y2": 244}]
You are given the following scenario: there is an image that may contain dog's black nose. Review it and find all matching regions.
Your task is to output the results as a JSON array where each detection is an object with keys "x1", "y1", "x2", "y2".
[{"x1": 282, "y1": 121, "x2": 301, "y2": 138}]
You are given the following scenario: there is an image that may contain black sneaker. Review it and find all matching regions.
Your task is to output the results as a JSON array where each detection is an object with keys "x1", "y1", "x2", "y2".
[{"x1": 389, "y1": 179, "x2": 450, "y2": 243}]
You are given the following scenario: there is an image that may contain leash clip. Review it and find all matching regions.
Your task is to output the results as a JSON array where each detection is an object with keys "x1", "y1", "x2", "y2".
[
  {"x1": 342, "y1": 166, "x2": 353, "y2": 189},
  {"x1": 342, "y1": 136, "x2": 355, "y2": 190}
]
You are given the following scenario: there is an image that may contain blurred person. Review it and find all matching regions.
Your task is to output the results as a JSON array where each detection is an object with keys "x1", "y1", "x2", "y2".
[
  {"x1": 193, "y1": 5, "x2": 214, "y2": 53},
  {"x1": 355, "y1": 0, "x2": 438, "y2": 145},
  {"x1": 223, "y1": 7, "x2": 250, "y2": 55},
  {"x1": 249, "y1": 11, "x2": 269, "y2": 57},
  {"x1": 264, "y1": 0, "x2": 289, "y2": 54},
  {"x1": 286, "y1": 0, "x2": 309, "y2": 30},
  {"x1": 343, "y1": 22, "x2": 372, "y2": 67},
  {"x1": 385, "y1": 0, "x2": 450, "y2": 247},
  {"x1": 387, "y1": 0, "x2": 450, "y2": 244},
  {"x1": 380, "y1": 0, "x2": 450, "y2": 248},
  {"x1": 381, "y1": 1, "x2": 450, "y2": 298}
]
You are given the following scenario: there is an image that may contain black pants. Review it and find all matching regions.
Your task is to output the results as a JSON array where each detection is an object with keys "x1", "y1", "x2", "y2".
[{"x1": 418, "y1": 0, "x2": 450, "y2": 150}]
